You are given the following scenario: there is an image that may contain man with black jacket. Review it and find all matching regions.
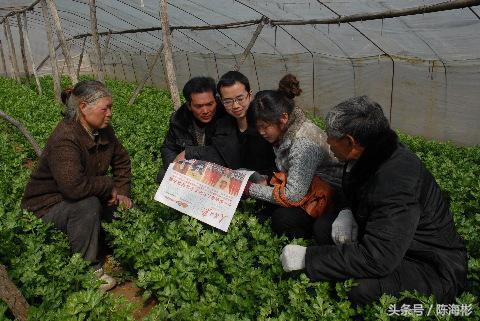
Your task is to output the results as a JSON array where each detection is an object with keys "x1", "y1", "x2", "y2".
[
  {"x1": 157, "y1": 77, "x2": 241, "y2": 183},
  {"x1": 280, "y1": 96, "x2": 467, "y2": 306}
]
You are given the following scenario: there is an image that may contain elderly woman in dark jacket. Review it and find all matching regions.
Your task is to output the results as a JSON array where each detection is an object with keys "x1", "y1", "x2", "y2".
[{"x1": 21, "y1": 80, "x2": 131, "y2": 291}]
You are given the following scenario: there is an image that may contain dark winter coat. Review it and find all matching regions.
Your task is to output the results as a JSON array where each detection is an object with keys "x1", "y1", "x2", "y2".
[
  {"x1": 238, "y1": 110, "x2": 276, "y2": 175},
  {"x1": 160, "y1": 102, "x2": 241, "y2": 169},
  {"x1": 305, "y1": 130, "x2": 467, "y2": 300},
  {"x1": 21, "y1": 119, "x2": 131, "y2": 218}
]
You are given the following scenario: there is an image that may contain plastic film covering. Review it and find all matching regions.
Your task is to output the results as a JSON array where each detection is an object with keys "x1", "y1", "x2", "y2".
[{"x1": 0, "y1": 0, "x2": 479, "y2": 145}]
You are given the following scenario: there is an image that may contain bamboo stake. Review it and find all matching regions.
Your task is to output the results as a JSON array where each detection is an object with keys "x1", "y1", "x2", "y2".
[
  {"x1": 89, "y1": 0, "x2": 104, "y2": 82},
  {"x1": 272, "y1": 0, "x2": 480, "y2": 25},
  {"x1": 16, "y1": 13, "x2": 30, "y2": 80},
  {"x1": 102, "y1": 31, "x2": 111, "y2": 58},
  {"x1": 0, "y1": 0, "x2": 41, "y2": 24},
  {"x1": 40, "y1": 0, "x2": 61, "y2": 102},
  {"x1": 0, "y1": 39, "x2": 8, "y2": 77},
  {"x1": 159, "y1": 0, "x2": 181, "y2": 110},
  {"x1": 36, "y1": 43, "x2": 60, "y2": 72},
  {"x1": 46, "y1": 0, "x2": 78, "y2": 84},
  {"x1": 128, "y1": 45, "x2": 164, "y2": 105},
  {"x1": 68, "y1": 0, "x2": 480, "y2": 42},
  {"x1": 0, "y1": 110, "x2": 42, "y2": 157},
  {"x1": 234, "y1": 18, "x2": 266, "y2": 71},
  {"x1": 22, "y1": 12, "x2": 42, "y2": 95},
  {"x1": 76, "y1": 37, "x2": 86, "y2": 79},
  {"x1": 0, "y1": 264, "x2": 29, "y2": 321},
  {"x1": 3, "y1": 17, "x2": 20, "y2": 81},
  {"x1": 100, "y1": 32, "x2": 111, "y2": 76},
  {"x1": 71, "y1": 19, "x2": 262, "y2": 39}
]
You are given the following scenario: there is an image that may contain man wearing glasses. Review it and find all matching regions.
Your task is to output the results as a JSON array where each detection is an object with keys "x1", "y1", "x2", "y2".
[
  {"x1": 157, "y1": 76, "x2": 241, "y2": 183},
  {"x1": 217, "y1": 71, "x2": 275, "y2": 176}
]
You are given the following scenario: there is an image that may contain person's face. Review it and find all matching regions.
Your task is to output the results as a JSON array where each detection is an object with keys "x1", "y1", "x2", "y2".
[
  {"x1": 326, "y1": 135, "x2": 364, "y2": 161},
  {"x1": 80, "y1": 96, "x2": 113, "y2": 130},
  {"x1": 256, "y1": 113, "x2": 289, "y2": 144},
  {"x1": 188, "y1": 91, "x2": 217, "y2": 124},
  {"x1": 219, "y1": 180, "x2": 228, "y2": 189},
  {"x1": 219, "y1": 81, "x2": 251, "y2": 119}
]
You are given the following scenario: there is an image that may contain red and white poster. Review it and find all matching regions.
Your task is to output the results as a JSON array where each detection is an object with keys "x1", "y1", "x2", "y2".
[{"x1": 154, "y1": 159, "x2": 254, "y2": 232}]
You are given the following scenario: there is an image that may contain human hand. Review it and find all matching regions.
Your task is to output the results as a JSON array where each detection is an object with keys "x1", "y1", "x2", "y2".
[
  {"x1": 249, "y1": 172, "x2": 268, "y2": 185},
  {"x1": 107, "y1": 188, "x2": 118, "y2": 207},
  {"x1": 174, "y1": 151, "x2": 186, "y2": 162},
  {"x1": 117, "y1": 195, "x2": 133, "y2": 210},
  {"x1": 331, "y1": 209, "x2": 358, "y2": 245},
  {"x1": 242, "y1": 181, "x2": 253, "y2": 197},
  {"x1": 280, "y1": 244, "x2": 307, "y2": 272},
  {"x1": 257, "y1": 176, "x2": 268, "y2": 186}
]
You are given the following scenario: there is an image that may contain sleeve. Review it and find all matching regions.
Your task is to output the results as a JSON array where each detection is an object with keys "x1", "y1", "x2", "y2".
[
  {"x1": 185, "y1": 145, "x2": 225, "y2": 165},
  {"x1": 160, "y1": 121, "x2": 182, "y2": 166},
  {"x1": 305, "y1": 171, "x2": 421, "y2": 280},
  {"x1": 48, "y1": 137, "x2": 114, "y2": 201},
  {"x1": 249, "y1": 139, "x2": 323, "y2": 204},
  {"x1": 185, "y1": 117, "x2": 242, "y2": 169},
  {"x1": 110, "y1": 134, "x2": 131, "y2": 196}
]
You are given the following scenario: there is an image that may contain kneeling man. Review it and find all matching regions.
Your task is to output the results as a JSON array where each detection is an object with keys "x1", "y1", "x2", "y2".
[{"x1": 280, "y1": 96, "x2": 467, "y2": 305}]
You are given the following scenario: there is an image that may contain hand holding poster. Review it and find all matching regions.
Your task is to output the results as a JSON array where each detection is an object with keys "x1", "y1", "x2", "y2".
[{"x1": 154, "y1": 159, "x2": 254, "y2": 232}]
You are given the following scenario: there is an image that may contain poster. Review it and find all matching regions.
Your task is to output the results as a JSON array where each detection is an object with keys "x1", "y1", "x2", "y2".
[{"x1": 154, "y1": 159, "x2": 254, "y2": 232}]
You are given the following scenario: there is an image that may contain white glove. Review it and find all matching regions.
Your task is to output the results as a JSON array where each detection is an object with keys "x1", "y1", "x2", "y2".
[
  {"x1": 331, "y1": 209, "x2": 358, "y2": 245},
  {"x1": 280, "y1": 245, "x2": 307, "y2": 272}
]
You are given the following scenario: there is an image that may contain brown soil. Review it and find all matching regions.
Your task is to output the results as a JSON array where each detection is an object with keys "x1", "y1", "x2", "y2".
[
  {"x1": 103, "y1": 256, "x2": 157, "y2": 320},
  {"x1": 110, "y1": 281, "x2": 157, "y2": 320},
  {"x1": 23, "y1": 159, "x2": 35, "y2": 170}
]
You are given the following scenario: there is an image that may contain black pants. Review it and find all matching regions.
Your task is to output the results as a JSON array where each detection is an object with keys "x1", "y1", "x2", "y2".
[
  {"x1": 347, "y1": 259, "x2": 452, "y2": 306},
  {"x1": 156, "y1": 168, "x2": 166, "y2": 184},
  {"x1": 310, "y1": 213, "x2": 456, "y2": 306},
  {"x1": 258, "y1": 204, "x2": 338, "y2": 240},
  {"x1": 41, "y1": 196, "x2": 115, "y2": 270}
]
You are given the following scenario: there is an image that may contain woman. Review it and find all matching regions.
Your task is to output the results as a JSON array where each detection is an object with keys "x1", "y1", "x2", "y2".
[
  {"x1": 243, "y1": 75, "x2": 343, "y2": 239},
  {"x1": 21, "y1": 80, "x2": 132, "y2": 291}
]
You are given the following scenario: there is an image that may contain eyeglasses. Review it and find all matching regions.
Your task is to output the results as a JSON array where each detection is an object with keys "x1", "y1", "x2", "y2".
[{"x1": 222, "y1": 92, "x2": 250, "y2": 108}]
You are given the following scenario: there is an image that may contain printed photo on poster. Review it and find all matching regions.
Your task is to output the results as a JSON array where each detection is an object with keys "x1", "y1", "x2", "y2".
[{"x1": 155, "y1": 160, "x2": 253, "y2": 231}]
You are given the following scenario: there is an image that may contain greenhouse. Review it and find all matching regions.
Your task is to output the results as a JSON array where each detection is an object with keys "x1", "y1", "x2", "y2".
[{"x1": 0, "y1": 0, "x2": 479, "y2": 320}]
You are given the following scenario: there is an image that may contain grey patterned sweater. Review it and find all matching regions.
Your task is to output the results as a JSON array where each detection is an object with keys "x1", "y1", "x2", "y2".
[{"x1": 249, "y1": 108, "x2": 343, "y2": 204}]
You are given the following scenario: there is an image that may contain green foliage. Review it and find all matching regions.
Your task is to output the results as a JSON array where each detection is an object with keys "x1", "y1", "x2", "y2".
[
  {"x1": 1, "y1": 75, "x2": 479, "y2": 320},
  {"x1": 0, "y1": 77, "x2": 134, "y2": 320}
]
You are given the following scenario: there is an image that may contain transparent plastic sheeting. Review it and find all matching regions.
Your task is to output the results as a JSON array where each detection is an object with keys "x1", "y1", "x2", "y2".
[{"x1": 0, "y1": 0, "x2": 479, "y2": 145}]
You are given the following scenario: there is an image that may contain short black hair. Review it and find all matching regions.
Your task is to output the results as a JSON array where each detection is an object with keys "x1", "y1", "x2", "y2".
[
  {"x1": 217, "y1": 71, "x2": 250, "y2": 95},
  {"x1": 182, "y1": 77, "x2": 217, "y2": 102}
]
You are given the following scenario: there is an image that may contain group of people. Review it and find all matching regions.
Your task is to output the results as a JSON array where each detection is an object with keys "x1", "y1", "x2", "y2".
[{"x1": 20, "y1": 71, "x2": 467, "y2": 305}]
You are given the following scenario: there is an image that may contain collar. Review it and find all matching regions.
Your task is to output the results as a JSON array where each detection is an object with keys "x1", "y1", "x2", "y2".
[
  {"x1": 348, "y1": 129, "x2": 399, "y2": 184},
  {"x1": 71, "y1": 119, "x2": 111, "y2": 149},
  {"x1": 280, "y1": 107, "x2": 306, "y2": 144}
]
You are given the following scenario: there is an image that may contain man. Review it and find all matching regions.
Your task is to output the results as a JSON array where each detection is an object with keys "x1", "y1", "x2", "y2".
[
  {"x1": 217, "y1": 71, "x2": 275, "y2": 176},
  {"x1": 280, "y1": 96, "x2": 467, "y2": 305},
  {"x1": 158, "y1": 77, "x2": 240, "y2": 182}
]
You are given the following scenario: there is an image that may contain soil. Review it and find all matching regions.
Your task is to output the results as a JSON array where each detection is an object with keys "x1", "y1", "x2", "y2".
[
  {"x1": 23, "y1": 159, "x2": 35, "y2": 170},
  {"x1": 110, "y1": 281, "x2": 157, "y2": 320}
]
